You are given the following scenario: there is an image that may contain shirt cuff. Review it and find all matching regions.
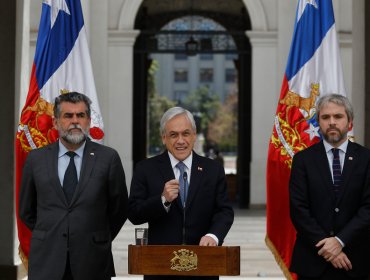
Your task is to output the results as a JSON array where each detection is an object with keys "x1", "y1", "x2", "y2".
[
  {"x1": 335, "y1": 236, "x2": 345, "y2": 247},
  {"x1": 161, "y1": 195, "x2": 171, "y2": 212},
  {"x1": 206, "y1": 233, "x2": 219, "y2": 245}
]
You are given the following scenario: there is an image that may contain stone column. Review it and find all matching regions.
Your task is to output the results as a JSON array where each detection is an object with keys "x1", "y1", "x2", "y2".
[
  {"x1": 366, "y1": 0, "x2": 370, "y2": 147},
  {"x1": 246, "y1": 31, "x2": 278, "y2": 206},
  {"x1": 89, "y1": 0, "x2": 109, "y2": 132},
  {"x1": 350, "y1": 0, "x2": 365, "y2": 144},
  {"x1": 107, "y1": 30, "x2": 140, "y2": 181}
]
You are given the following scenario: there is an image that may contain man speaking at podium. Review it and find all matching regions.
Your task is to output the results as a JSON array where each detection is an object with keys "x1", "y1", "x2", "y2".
[{"x1": 128, "y1": 107, "x2": 234, "y2": 280}]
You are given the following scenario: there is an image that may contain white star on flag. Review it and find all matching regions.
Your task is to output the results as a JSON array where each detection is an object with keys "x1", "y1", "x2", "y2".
[
  {"x1": 304, "y1": 123, "x2": 320, "y2": 141},
  {"x1": 297, "y1": 0, "x2": 318, "y2": 22},
  {"x1": 305, "y1": 0, "x2": 318, "y2": 9},
  {"x1": 43, "y1": 0, "x2": 71, "y2": 29}
]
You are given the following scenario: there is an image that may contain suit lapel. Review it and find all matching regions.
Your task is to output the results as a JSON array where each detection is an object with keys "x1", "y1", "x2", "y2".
[
  {"x1": 315, "y1": 142, "x2": 336, "y2": 202},
  {"x1": 336, "y1": 141, "x2": 357, "y2": 203},
  {"x1": 158, "y1": 152, "x2": 176, "y2": 182},
  {"x1": 47, "y1": 142, "x2": 68, "y2": 205},
  {"x1": 71, "y1": 140, "x2": 97, "y2": 204},
  {"x1": 186, "y1": 152, "x2": 203, "y2": 208}
]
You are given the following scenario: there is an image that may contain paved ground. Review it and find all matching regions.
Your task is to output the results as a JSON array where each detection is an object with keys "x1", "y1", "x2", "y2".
[
  {"x1": 21, "y1": 208, "x2": 285, "y2": 279},
  {"x1": 112, "y1": 208, "x2": 285, "y2": 279}
]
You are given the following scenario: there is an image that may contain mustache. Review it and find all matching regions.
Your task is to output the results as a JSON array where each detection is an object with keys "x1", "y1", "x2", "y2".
[
  {"x1": 326, "y1": 126, "x2": 340, "y2": 133},
  {"x1": 68, "y1": 124, "x2": 82, "y2": 131}
]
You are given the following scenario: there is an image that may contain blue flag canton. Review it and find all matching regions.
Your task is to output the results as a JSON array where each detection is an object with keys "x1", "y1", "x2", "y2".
[
  {"x1": 285, "y1": 0, "x2": 335, "y2": 81},
  {"x1": 34, "y1": 0, "x2": 84, "y2": 89}
]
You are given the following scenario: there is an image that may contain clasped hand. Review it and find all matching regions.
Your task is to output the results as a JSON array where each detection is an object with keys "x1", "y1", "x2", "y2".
[{"x1": 316, "y1": 237, "x2": 352, "y2": 271}]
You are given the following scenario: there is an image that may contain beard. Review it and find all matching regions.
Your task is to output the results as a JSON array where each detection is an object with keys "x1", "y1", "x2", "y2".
[
  {"x1": 59, "y1": 124, "x2": 89, "y2": 145},
  {"x1": 322, "y1": 126, "x2": 347, "y2": 145}
]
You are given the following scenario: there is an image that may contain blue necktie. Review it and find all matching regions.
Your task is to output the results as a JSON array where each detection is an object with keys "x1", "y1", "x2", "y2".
[
  {"x1": 63, "y1": 151, "x2": 78, "y2": 203},
  {"x1": 332, "y1": 148, "x2": 341, "y2": 196},
  {"x1": 176, "y1": 162, "x2": 188, "y2": 207}
]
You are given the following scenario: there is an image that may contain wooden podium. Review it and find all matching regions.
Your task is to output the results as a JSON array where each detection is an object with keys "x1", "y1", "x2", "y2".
[{"x1": 128, "y1": 245, "x2": 240, "y2": 276}]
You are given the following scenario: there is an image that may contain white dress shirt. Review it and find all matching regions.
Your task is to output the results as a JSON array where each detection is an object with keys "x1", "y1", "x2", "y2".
[{"x1": 323, "y1": 139, "x2": 349, "y2": 247}]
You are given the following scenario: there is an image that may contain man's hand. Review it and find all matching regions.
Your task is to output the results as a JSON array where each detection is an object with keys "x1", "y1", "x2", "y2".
[
  {"x1": 316, "y1": 237, "x2": 343, "y2": 262},
  {"x1": 330, "y1": 251, "x2": 352, "y2": 271},
  {"x1": 162, "y1": 179, "x2": 180, "y2": 203},
  {"x1": 199, "y1": 235, "x2": 217, "y2": 246}
]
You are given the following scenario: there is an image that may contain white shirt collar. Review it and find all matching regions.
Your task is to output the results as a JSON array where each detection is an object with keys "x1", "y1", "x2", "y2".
[
  {"x1": 323, "y1": 139, "x2": 349, "y2": 154},
  {"x1": 168, "y1": 151, "x2": 193, "y2": 171},
  {"x1": 58, "y1": 140, "x2": 86, "y2": 158}
]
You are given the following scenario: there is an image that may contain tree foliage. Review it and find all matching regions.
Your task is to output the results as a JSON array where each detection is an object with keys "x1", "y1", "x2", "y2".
[
  {"x1": 147, "y1": 61, "x2": 175, "y2": 153},
  {"x1": 147, "y1": 61, "x2": 237, "y2": 155},
  {"x1": 207, "y1": 93, "x2": 238, "y2": 152},
  {"x1": 182, "y1": 86, "x2": 221, "y2": 137},
  {"x1": 148, "y1": 94, "x2": 176, "y2": 151}
]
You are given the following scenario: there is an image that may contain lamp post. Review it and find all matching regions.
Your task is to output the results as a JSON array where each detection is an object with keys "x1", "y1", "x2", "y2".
[{"x1": 185, "y1": 0, "x2": 199, "y2": 56}]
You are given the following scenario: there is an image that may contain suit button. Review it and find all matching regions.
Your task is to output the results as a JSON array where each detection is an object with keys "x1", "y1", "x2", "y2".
[
  {"x1": 329, "y1": 231, "x2": 334, "y2": 236},
  {"x1": 62, "y1": 233, "x2": 67, "y2": 237},
  {"x1": 334, "y1": 208, "x2": 340, "y2": 213}
]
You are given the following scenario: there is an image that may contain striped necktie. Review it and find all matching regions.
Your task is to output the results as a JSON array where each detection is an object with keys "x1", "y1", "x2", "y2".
[
  {"x1": 332, "y1": 148, "x2": 342, "y2": 195},
  {"x1": 176, "y1": 161, "x2": 188, "y2": 207}
]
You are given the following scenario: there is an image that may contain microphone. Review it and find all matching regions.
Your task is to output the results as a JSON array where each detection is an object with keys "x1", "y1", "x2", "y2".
[
  {"x1": 182, "y1": 171, "x2": 188, "y2": 244},
  {"x1": 182, "y1": 172, "x2": 188, "y2": 208}
]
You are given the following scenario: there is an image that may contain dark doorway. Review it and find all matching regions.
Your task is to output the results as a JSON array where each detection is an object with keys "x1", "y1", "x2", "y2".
[{"x1": 132, "y1": 1, "x2": 251, "y2": 208}]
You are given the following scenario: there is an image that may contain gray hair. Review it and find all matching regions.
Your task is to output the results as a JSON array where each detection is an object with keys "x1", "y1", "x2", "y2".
[
  {"x1": 54, "y1": 92, "x2": 91, "y2": 118},
  {"x1": 316, "y1": 94, "x2": 354, "y2": 122},
  {"x1": 160, "y1": 107, "x2": 196, "y2": 135}
]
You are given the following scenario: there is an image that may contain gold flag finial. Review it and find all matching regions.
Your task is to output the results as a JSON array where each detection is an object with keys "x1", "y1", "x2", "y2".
[{"x1": 60, "y1": 89, "x2": 70, "y2": 95}]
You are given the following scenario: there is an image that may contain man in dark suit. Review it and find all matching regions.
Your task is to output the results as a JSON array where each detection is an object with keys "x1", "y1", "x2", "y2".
[
  {"x1": 128, "y1": 107, "x2": 234, "y2": 280},
  {"x1": 19, "y1": 92, "x2": 128, "y2": 280},
  {"x1": 289, "y1": 94, "x2": 370, "y2": 280}
]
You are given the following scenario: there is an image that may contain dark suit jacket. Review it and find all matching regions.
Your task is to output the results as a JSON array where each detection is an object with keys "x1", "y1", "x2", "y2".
[
  {"x1": 289, "y1": 141, "x2": 370, "y2": 278},
  {"x1": 128, "y1": 151, "x2": 234, "y2": 279},
  {"x1": 19, "y1": 140, "x2": 128, "y2": 280}
]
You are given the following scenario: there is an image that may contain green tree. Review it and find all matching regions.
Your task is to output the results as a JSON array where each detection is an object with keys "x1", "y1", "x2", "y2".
[
  {"x1": 147, "y1": 60, "x2": 175, "y2": 154},
  {"x1": 148, "y1": 94, "x2": 176, "y2": 152},
  {"x1": 147, "y1": 60, "x2": 159, "y2": 99},
  {"x1": 182, "y1": 86, "x2": 221, "y2": 138},
  {"x1": 207, "y1": 93, "x2": 238, "y2": 152}
]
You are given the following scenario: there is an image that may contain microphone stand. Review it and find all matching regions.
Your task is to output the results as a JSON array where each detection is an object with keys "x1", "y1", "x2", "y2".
[{"x1": 182, "y1": 171, "x2": 187, "y2": 245}]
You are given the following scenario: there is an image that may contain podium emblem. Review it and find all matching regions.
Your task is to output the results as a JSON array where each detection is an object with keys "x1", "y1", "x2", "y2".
[{"x1": 170, "y1": 249, "x2": 198, "y2": 271}]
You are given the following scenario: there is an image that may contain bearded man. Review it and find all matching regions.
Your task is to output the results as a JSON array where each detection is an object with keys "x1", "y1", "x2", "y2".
[
  {"x1": 289, "y1": 94, "x2": 370, "y2": 280},
  {"x1": 19, "y1": 92, "x2": 128, "y2": 280}
]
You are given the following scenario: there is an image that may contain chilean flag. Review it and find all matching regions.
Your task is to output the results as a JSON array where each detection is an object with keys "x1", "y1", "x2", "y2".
[
  {"x1": 15, "y1": 0, "x2": 104, "y2": 267},
  {"x1": 266, "y1": 1, "x2": 346, "y2": 279}
]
